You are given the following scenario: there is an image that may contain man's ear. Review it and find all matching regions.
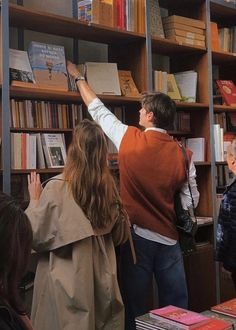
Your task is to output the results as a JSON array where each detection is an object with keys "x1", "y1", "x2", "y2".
[{"x1": 147, "y1": 111, "x2": 154, "y2": 122}]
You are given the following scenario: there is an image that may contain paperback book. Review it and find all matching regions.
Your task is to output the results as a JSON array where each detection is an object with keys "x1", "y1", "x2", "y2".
[
  {"x1": 9, "y1": 48, "x2": 35, "y2": 85},
  {"x1": 211, "y1": 298, "x2": 236, "y2": 318},
  {"x1": 150, "y1": 305, "x2": 210, "y2": 330},
  {"x1": 41, "y1": 133, "x2": 67, "y2": 168},
  {"x1": 28, "y1": 41, "x2": 68, "y2": 91}
]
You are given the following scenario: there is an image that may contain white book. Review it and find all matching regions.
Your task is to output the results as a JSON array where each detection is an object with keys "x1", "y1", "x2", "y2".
[
  {"x1": 33, "y1": 133, "x2": 46, "y2": 169},
  {"x1": 9, "y1": 48, "x2": 35, "y2": 84},
  {"x1": 213, "y1": 124, "x2": 224, "y2": 162},
  {"x1": 27, "y1": 134, "x2": 37, "y2": 169},
  {"x1": 85, "y1": 62, "x2": 121, "y2": 95},
  {"x1": 41, "y1": 133, "x2": 67, "y2": 168},
  {"x1": 186, "y1": 137, "x2": 205, "y2": 162},
  {"x1": 174, "y1": 70, "x2": 198, "y2": 102}
]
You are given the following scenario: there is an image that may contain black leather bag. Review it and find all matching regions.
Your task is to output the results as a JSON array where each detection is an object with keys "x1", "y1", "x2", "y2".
[{"x1": 175, "y1": 143, "x2": 198, "y2": 254}]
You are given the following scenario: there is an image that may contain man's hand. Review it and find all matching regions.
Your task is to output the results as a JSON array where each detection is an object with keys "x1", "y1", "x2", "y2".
[
  {"x1": 27, "y1": 171, "x2": 42, "y2": 201},
  {"x1": 67, "y1": 60, "x2": 80, "y2": 79}
]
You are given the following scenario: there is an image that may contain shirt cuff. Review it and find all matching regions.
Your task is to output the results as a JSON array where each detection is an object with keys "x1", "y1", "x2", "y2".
[{"x1": 88, "y1": 97, "x2": 104, "y2": 109}]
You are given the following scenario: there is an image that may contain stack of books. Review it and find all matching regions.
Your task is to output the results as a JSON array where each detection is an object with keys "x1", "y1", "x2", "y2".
[
  {"x1": 162, "y1": 15, "x2": 206, "y2": 48},
  {"x1": 135, "y1": 305, "x2": 232, "y2": 330}
]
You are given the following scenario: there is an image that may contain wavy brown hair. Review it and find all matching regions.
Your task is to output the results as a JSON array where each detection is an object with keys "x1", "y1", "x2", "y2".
[
  {"x1": 0, "y1": 192, "x2": 33, "y2": 314},
  {"x1": 63, "y1": 119, "x2": 122, "y2": 229}
]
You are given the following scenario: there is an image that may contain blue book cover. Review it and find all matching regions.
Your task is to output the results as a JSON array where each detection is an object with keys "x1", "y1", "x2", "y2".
[{"x1": 28, "y1": 41, "x2": 68, "y2": 91}]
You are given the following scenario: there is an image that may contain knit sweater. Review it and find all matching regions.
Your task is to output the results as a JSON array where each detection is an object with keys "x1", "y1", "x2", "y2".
[{"x1": 119, "y1": 126, "x2": 191, "y2": 240}]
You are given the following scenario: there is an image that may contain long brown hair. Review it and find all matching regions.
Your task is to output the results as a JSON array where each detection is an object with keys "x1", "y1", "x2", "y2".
[
  {"x1": 63, "y1": 119, "x2": 122, "y2": 228},
  {"x1": 0, "y1": 192, "x2": 33, "y2": 314}
]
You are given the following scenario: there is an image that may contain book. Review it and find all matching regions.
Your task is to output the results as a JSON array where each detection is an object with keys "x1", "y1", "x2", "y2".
[
  {"x1": 216, "y1": 80, "x2": 236, "y2": 106},
  {"x1": 163, "y1": 22, "x2": 204, "y2": 35},
  {"x1": 136, "y1": 312, "x2": 188, "y2": 330},
  {"x1": 9, "y1": 48, "x2": 35, "y2": 85},
  {"x1": 150, "y1": 306, "x2": 210, "y2": 330},
  {"x1": 211, "y1": 22, "x2": 220, "y2": 51},
  {"x1": 41, "y1": 133, "x2": 67, "y2": 168},
  {"x1": 85, "y1": 62, "x2": 121, "y2": 95},
  {"x1": 211, "y1": 298, "x2": 236, "y2": 318},
  {"x1": 167, "y1": 74, "x2": 181, "y2": 100},
  {"x1": 28, "y1": 41, "x2": 68, "y2": 91},
  {"x1": 150, "y1": 0, "x2": 165, "y2": 38},
  {"x1": 186, "y1": 138, "x2": 205, "y2": 162},
  {"x1": 174, "y1": 70, "x2": 198, "y2": 103},
  {"x1": 163, "y1": 15, "x2": 205, "y2": 30},
  {"x1": 118, "y1": 70, "x2": 140, "y2": 97},
  {"x1": 194, "y1": 318, "x2": 232, "y2": 330},
  {"x1": 164, "y1": 29, "x2": 205, "y2": 41},
  {"x1": 202, "y1": 310, "x2": 236, "y2": 328}
]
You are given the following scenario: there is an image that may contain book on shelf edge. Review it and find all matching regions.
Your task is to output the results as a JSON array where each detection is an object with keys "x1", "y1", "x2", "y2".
[
  {"x1": 28, "y1": 41, "x2": 68, "y2": 92},
  {"x1": 150, "y1": 305, "x2": 210, "y2": 330},
  {"x1": 211, "y1": 298, "x2": 236, "y2": 318},
  {"x1": 41, "y1": 133, "x2": 67, "y2": 168},
  {"x1": 118, "y1": 70, "x2": 140, "y2": 97},
  {"x1": 9, "y1": 48, "x2": 35, "y2": 85},
  {"x1": 216, "y1": 80, "x2": 236, "y2": 106}
]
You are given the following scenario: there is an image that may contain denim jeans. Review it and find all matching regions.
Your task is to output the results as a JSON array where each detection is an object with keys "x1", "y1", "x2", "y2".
[{"x1": 119, "y1": 230, "x2": 188, "y2": 330}]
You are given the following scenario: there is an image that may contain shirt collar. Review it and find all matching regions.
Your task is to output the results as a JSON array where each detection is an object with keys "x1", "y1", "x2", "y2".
[{"x1": 144, "y1": 127, "x2": 167, "y2": 133}]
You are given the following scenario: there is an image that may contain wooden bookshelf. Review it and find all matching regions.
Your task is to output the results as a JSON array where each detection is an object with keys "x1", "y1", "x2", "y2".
[{"x1": 2, "y1": 0, "x2": 234, "y2": 315}]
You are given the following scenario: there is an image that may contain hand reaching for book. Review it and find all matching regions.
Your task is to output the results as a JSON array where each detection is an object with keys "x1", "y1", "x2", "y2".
[
  {"x1": 28, "y1": 171, "x2": 43, "y2": 202},
  {"x1": 67, "y1": 60, "x2": 80, "y2": 79}
]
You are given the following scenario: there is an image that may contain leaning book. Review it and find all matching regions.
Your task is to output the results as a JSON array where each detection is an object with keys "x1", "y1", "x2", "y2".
[
  {"x1": 9, "y1": 48, "x2": 35, "y2": 86},
  {"x1": 28, "y1": 41, "x2": 68, "y2": 91},
  {"x1": 211, "y1": 298, "x2": 236, "y2": 318},
  {"x1": 41, "y1": 133, "x2": 67, "y2": 168}
]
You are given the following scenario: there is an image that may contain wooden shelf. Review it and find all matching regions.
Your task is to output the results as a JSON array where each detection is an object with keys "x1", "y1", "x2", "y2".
[
  {"x1": 9, "y1": 4, "x2": 145, "y2": 45},
  {"x1": 11, "y1": 168, "x2": 63, "y2": 174},
  {"x1": 152, "y1": 37, "x2": 206, "y2": 56},
  {"x1": 176, "y1": 101, "x2": 209, "y2": 109},
  {"x1": 214, "y1": 104, "x2": 236, "y2": 112},
  {"x1": 10, "y1": 128, "x2": 73, "y2": 133},
  {"x1": 10, "y1": 86, "x2": 141, "y2": 104},
  {"x1": 212, "y1": 50, "x2": 236, "y2": 65}
]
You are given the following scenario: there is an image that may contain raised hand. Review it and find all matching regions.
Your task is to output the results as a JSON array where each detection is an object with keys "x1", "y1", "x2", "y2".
[{"x1": 27, "y1": 171, "x2": 43, "y2": 201}]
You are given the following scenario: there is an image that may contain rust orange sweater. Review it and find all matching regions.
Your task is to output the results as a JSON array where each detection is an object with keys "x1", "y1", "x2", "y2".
[{"x1": 119, "y1": 127, "x2": 192, "y2": 240}]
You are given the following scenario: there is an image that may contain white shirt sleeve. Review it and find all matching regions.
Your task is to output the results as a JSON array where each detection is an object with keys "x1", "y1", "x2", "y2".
[
  {"x1": 180, "y1": 158, "x2": 200, "y2": 210},
  {"x1": 88, "y1": 98, "x2": 128, "y2": 150}
]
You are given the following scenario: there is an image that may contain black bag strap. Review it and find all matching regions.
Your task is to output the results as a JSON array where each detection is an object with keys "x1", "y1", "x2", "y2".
[{"x1": 177, "y1": 142, "x2": 196, "y2": 216}]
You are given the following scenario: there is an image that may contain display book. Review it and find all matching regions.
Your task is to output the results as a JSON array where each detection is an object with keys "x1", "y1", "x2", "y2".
[
  {"x1": 215, "y1": 80, "x2": 236, "y2": 106},
  {"x1": 135, "y1": 305, "x2": 232, "y2": 330}
]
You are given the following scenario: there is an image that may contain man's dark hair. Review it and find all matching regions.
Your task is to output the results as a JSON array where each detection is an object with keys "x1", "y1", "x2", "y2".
[
  {"x1": 0, "y1": 193, "x2": 33, "y2": 314},
  {"x1": 141, "y1": 92, "x2": 176, "y2": 129}
]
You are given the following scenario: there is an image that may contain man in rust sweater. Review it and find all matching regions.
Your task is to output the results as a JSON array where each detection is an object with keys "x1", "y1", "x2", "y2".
[{"x1": 67, "y1": 62, "x2": 200, "y2": 330}]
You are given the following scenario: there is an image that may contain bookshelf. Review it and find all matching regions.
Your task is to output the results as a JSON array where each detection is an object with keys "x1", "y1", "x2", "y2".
[
  {"x1": 1, "y1": 0, "x2": 235, "y2": 314},
  {"x1": 210, "y1": 0, "x2": 236, "y2": 303}
]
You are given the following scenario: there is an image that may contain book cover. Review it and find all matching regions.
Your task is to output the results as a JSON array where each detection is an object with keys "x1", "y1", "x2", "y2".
[
  {"x1": 9, "y1": 48, "x2": 35, "y2": 85},
  {"x1": 150, "y1": 305, "x2": 210, "y2": 329},
  {"x1": 186, "y1": 138, "x2": 205, "y2": 162},
  {"x1": 167, "y1": 74, "x2": 181, "y2": 100},
  {"x1": 41, "y1": 133, "x2": 67, "y2": 168},
  {"x1": 211, "y1": 22, "x2": 220, "y2": 51},
  {"x1": 136, "y1": 312, "x2": 186, "y2": 330},
  {"x1": 211, "y1": 298, "x2": 236, "y2": 318},
  {"x1": 85, "y1": 62, "x2": 121, "y2": 95},
  {"x1": 28, "y1": 41, "x2": 68, "y2": 91},
  {"x1": 216, "y1": 80, "x2": 236, "y2": 106},
  {"x1": 174, "y1": 70, "x2": 198, "y2": 103},
  {"x1": 194, "y1": 318, "x2": 231, "y2": 330},
  {"x1": 118, "y1": 70, "x2": 140, "y2": 97},
  {"x1": 202, "y1": 309, "x2": 236, "y2": 328},
  {"x1": 150, "y1": 0, "x2": 164, "y2": 38},
  {"x1": 77, "y1": 0, "x2": 114, "y2": 27}
]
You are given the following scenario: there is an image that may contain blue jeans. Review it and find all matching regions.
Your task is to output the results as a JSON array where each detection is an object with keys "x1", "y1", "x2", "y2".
[{"x1": 119, "y1": 230, "x2": 188, "y2": 330}]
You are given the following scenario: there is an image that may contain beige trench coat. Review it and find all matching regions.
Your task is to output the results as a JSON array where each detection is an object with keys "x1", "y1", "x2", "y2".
[{"x1": 25, "y1": 175, "x2": 130, "y2": 330}]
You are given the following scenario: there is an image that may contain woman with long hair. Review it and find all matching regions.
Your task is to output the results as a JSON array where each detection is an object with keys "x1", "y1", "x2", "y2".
[
  {"x1": 26, "y1": 119, "x2": 131, "y2": 330},
  {"x1": 0, "y1": 192, "x2": 33, "y2": 330}
]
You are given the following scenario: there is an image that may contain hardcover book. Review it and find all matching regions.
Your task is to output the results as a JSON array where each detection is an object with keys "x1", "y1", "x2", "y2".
[
  {"x1": 194, "y1": 318, "x2": 231, "y2": 330},
  {"x1": 28, "y1": 41, "x2": 68, "y2": 91},
  {"x1": 41, "y1": 133, "x2": 67, "y2": 168},
  {"x1": 150, "y1": 305, "x2": 210, "y2": 330},
  {"x1": 150, "y1": 0, "x2": 165, "y2": 38},
  {"x1": 167, "y1": 74, "x2": 181, "y2": 100},
  {"x1": 202, "y1": 310, "x2": 236, "y2": 328},
  {"x1": 118, "y1": 70, "x2": 140, "y2": 97},
  {"x1": 9, "y1": 48, "x2": 35, "y2": 85},
  {"x1": 174, "y1": 70, "x2": 198, "y2": 103},
  {"x1": 216, "y1": 80, "x2": 236, "y2": 106},
  {"x1": 211, "y1": 298, "x2": 236, "y2": 318}
]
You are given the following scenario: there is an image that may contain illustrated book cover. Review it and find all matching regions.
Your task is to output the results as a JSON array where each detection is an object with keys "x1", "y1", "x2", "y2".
[
  {"x1": 9, "y1": 48, "x2": 35, "y2": 86},
  {"x1": 216, "y1": 80, "x2": 236, "y2": 106},
  {"x1": 118, "y1": 70, "x2": 140, "y2": 97},
  {"x1": 150, "y1": 305, "x2": 210, "y2": 330},
  {"x1": 211, "y1": 298, "x2": 236, "y2": 318},
  {"x1": 28, "y1": 41, "x2": 68, "y2": 91},
  {"x1": 41, "y1": 133, "x2": 67, "y2": 168}
]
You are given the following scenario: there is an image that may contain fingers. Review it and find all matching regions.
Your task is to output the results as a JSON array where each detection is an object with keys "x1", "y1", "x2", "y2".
[{"x1": 27, "y1": 171, "x2": 41, "y2": 184}]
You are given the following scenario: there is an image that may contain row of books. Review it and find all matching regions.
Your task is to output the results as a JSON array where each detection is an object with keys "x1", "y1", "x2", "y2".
[
  {"x1": 215, "y1": 112, "x2": 236, "y2": 133},
  {"x1": 11, "y1": 133, "x2": 67, "y2": 170},
  {"x1": 136, "y1": 299, "x2": 236, "y2": 330},
  {"x1": 10, "y1": 99, "x2": 83, "y2": 129},
  {"x1": 217, "y1": 164, "x2": 234, "y2": 188},
  {"x1": 211, "y1": 22, "x2": 236, "y2": 53},
  {"x1": 214, "y1": 125, "x2": 235, "y2": 162},
  {"x1": 10, "y1": 43, "x2": 140, "y2": 97},
  {"x1": 154, "y1": 70, "x2": 198, "y2": 103}
]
